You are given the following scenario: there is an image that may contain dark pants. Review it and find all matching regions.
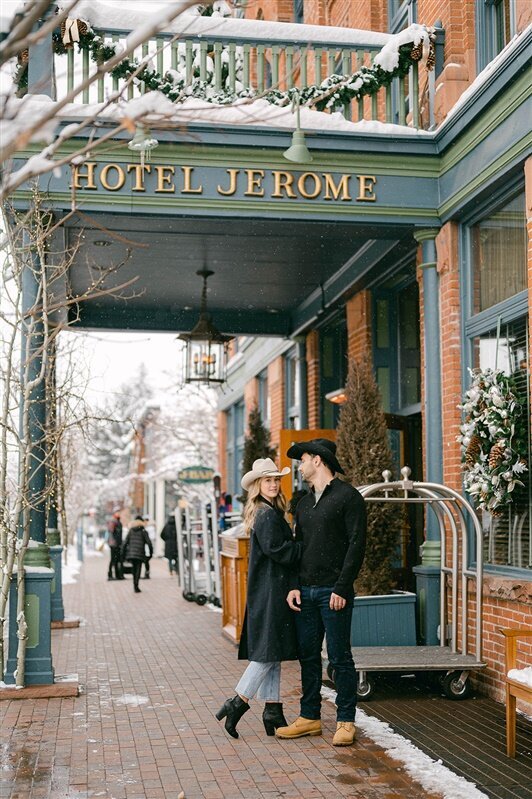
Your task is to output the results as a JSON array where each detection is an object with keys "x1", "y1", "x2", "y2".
[
  {"x1": 295, "y1": 585, "x2": 356, "y2": 722},
  {"x1": 130, "y1": 558, "x2": 143, "y2": 591},
  {"x1": 143, "y1": 556, "x2": 151, "y2": 577},
  {"x1": 108, "y1": 547, "x2": 122, "y2": 579}
]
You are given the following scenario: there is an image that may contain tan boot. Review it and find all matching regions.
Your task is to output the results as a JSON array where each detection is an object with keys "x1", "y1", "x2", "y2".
[
  {"x1": 275, "y1": 716, "x2": 322, "y2": 739},
  {"x1": 332, "y1": 722, "x2": 356, "y2": 746}
]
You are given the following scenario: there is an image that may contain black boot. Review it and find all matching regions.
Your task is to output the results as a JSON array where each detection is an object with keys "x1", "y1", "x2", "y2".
[
  {"x1": 262, "y1": 702, "x2": 287, "y2": 736},
  {"x1": 215, "y1": 695, "x2": 250, "y2": 739}
]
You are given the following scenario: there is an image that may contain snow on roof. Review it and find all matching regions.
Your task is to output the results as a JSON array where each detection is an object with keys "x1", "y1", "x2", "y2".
[
  {"x1": 55, "y1": 0, "x2": 391, "y2": 47},
  {"x1": 0, "y1": 0, "x2": 26, "y2": 34}
]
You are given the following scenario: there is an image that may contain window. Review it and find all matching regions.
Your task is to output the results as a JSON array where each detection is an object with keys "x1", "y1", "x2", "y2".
[
  {"x1": 474, "y1": 318, "x2": 530, "y2": 570},
  {"x1": 388, "y1": 0, "x2": 416, "y2": 33},
  {"x1": 285, "y1": 350, "x2": 300, "y2": 429},
  {"x1": 293, "y1": 0, "x2": 304, "y2": 24},
  {"x1": 257, "y1": 369, "x2": 269, "y2": 425},
  {"x1": 471, "y1": 192, "x2": 526, "y2": 313},
  {"x1": 476, "y1": 0, "x2": 516, "y2": 71},
  {"x1": 319, "y1": 314, "x2": 347, "y2": 428},
  {"x1": 225, "y1": 400, "x2": 245, "y2": 499}
]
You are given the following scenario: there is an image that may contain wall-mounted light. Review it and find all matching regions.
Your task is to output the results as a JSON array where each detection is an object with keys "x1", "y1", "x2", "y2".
[
  {"x1": 325, "y1": 387, "x2": 347, "y2": 405},
  {"x1": 178, "y1": 269, "x2": 231, "y2": 386}
]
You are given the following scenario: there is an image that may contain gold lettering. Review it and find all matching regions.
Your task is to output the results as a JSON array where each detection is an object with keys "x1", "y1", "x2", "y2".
[
  {"x1": 324, "y1": 173, "x2": 351, "y2": 201},
  {"x1": 100, "y1": 163, "x2": 125, "y2": 191},
  {"x1": 217, "y1": 168, "x2": 240, "y2": 196},
  {"x1": 271, "y1": 171, "x2": 297, "y2": 199},
  {"x1": 244, "y1": 169, "x2": 265, "y2": 197},
  {"x1": 357, "y1": 174, "x2": 377, "y2": 202},
  {"x1": 297, "y1": 172, "x2": 322, "y2": 200},
  {"x1": 72, "y1": 162, "x2": 97, "y2": 190},
  {"x1": 181, "y1": 166, "x2": 203, "y2": 194},
  {"x1": 127, "y1": 164, "x2": 152, "y2": 191},
  {"x1": 155, "y1": 165, "x2": 175, "y2": 193}
]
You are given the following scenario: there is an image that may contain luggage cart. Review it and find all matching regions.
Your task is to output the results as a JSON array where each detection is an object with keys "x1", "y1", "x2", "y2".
[
  {"x1": 175, "y1": 497, "x2": 222, "y2": 607},
  {"x1": 326, "y1": 467, "x2": 486, "y2": 701}
]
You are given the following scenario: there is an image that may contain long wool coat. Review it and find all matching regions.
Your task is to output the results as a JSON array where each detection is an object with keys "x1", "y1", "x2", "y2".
[{"x1": 238, "y1": 501, "x2": 301, "y2": 662}]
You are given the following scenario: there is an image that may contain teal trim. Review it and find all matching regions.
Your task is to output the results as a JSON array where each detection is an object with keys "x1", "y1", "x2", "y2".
[{"x1": 465, "y1": 291, "x2": 528, "y2": 338}]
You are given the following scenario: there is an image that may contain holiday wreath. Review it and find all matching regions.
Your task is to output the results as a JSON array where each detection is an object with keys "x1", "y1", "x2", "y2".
[{"x1": 457, "y1": 368, "x2": 528, "y2": 514}]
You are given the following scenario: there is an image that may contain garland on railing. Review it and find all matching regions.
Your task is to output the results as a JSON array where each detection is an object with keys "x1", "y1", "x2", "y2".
[
  {"x1": 15, "y1": 16, "x2": 435, "y2": 114},
  {"x1": 457, "y1": 368, "x2": 528, "y2": 515}
]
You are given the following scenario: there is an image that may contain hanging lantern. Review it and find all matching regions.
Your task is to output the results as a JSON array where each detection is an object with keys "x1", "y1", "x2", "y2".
[{"x1": 179, "y1": 269, "x2": 231, "y2": 386}]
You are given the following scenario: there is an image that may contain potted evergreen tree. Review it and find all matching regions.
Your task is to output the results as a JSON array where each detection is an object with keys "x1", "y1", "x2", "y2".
[{"x1": 336, "y1": 356, "x2": 417, "y2": 648}]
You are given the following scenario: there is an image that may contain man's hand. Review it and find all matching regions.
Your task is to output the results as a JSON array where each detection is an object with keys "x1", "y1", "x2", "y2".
[
  {"x1": 287, "y1": 589, "x2": 301, "y2": 612},
  {"x1": 330, "y1": 592, "x2": 346, "y2": 611}
]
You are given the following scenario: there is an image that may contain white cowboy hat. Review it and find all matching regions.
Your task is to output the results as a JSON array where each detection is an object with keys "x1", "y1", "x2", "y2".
[{"x1": 241, "y1": 458, "x2": 290, "y2": 491}]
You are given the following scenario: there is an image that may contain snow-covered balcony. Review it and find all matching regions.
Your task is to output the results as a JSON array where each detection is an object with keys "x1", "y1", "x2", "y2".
[{"x1": 42, "y1": 4, "x2": 444, "y2": 133}]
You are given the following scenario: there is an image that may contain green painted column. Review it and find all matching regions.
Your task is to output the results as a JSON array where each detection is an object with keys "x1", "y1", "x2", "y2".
[{"x1": 412, "y1": 228, "x2": 442, "y2": 646}]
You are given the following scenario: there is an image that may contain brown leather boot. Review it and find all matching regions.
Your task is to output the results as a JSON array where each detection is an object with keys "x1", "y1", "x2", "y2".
[
  {"x1": 332, "y1": 722, "x2": 356, "y2": 746},
  {"x1": 275, "y1": 716, "x2": 322, "y2": 739}
]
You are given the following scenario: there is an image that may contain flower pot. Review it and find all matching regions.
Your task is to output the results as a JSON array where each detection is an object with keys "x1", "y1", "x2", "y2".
[{"x1": 351, "y1": 590, "x2": 417, "y2": 647}]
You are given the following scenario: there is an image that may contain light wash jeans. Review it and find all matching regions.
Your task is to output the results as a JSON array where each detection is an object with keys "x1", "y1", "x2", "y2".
[{"x1": 235, "y1": 661, "x2": 281, "y2": 701}]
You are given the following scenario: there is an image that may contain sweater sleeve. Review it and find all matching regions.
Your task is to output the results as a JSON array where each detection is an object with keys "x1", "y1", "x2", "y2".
[
  {"x1": 287, "y1": 512, "x2": 303, "y2": 591},
  {"x1": 333, "y1": 491, "x2": 367, "y2": 599},
  {"x1": 253, "y1": 509, "x2": 301, "y2": 566}
]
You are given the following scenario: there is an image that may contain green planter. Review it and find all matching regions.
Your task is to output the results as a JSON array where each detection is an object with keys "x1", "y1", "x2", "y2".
[{"x1": 351, "y1": 590, "x2": 417, "y2": 647}]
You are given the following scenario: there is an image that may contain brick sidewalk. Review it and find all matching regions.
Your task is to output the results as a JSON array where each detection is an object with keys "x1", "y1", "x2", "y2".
[{"x1": 1, "y1": 555, "x2": 444, "y2": 799}]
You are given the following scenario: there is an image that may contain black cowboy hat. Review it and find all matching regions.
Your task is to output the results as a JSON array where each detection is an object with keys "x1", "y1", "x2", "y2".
[{"x1": 286, "y1": 438, "x2": 345, "y2": 475}]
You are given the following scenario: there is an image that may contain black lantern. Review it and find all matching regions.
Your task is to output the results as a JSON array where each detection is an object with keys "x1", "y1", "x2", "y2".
[{"x1": 179, "y1": 269, "x2": 231, "y2": 385}]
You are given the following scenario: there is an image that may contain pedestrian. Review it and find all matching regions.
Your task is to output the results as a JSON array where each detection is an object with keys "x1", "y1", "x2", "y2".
[
  {"x1": 276, "y1": 439, "x2": 366, "y2": 746},
  {"x1": 107, "y1": 511, "x2": 124, "y2": 580},
  {"x1": 122, "y1": 516, "x2": 154, "y2": 593},
  {"x1": 215, "y1": 458, "x2": 301, "y2": 740},
  {"x1": 160, "y1": 514, "x2": 178, "y2": 575},
  {"x1": 142, "y1": 516, "x2": 155, "y2": 578}
]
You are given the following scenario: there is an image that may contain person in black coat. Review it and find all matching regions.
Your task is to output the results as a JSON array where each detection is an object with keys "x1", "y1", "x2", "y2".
[
  {"x1": 160, "y1": 515, "x2": 178, "y2": 575},
  {"x1": 122, "y1": 516, "x2": 153, "y2": 593},
  {"x1": 216, "y1": 458, "x2": 301, "y2": 740},
  {"x1": 107, "y1": 512, "x2": 124, "y2": 580}
]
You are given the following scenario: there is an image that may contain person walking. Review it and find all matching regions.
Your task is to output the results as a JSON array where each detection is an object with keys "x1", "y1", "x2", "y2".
[
  {"x1": 107, "y1": 512, "x2": 124, "y2": 580},
  {"x1": 276, "y1": 439, "x2": 366, "y2": 747},
  {"x1": 142, "y1": 516, "x2": 155, "y2": 578},
  {"x1": 122, "y1": 516, "x2": 153, "y2": 593},
  {"x1": 216, "y1": 458, "x2": 301, "y2": 740},
  {"x1": 160, "y1": 514, "x2": 178, "y2": 575}
]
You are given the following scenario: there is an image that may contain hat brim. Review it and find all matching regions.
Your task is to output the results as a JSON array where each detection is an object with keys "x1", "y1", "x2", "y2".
[
  {"x1": 241, "y1": 466, "x2": 290, "y2": 491},
  {"x1": 286, "y1": 442, "x2": 345, "y2": 475}
]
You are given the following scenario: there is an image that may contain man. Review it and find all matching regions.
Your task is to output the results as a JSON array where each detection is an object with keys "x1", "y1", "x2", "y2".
[
  {"x1": 276, "y1": 438, "x2": 366, "y2": 746},
  {"x1": 107, "y1": 511, "x2": 123, "y2": 580}
]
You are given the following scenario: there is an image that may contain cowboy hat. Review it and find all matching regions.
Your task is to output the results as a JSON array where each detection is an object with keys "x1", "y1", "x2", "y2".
[
  {"x1": 241, "y1": 458, "x2": 290, "y2": 491},
  {"x1": 286, "y1": 438, "x2": 345, "y2": 475}
]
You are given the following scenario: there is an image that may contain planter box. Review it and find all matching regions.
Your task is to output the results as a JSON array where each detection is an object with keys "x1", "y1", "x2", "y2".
[{"x1": 351, "y1": 591, "x2": 417, "y2": 647}]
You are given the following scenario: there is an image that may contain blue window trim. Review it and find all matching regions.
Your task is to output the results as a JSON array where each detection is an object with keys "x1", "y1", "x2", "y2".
[
  {"x1": 476, "y1": 0, "x2": 517, "y2": 73},
  {"x1": 460, "y1": 179, "x2": 530, "y2": 578},
  {"x1": 293, "y1": 0, "x2": 304, "y2": 25},
  {"x1": 284, "y1": 347, "x2": 299, "y2": 427},
  {"x1": 388, "y1": 0, "x2": 416, "y2": 33}
]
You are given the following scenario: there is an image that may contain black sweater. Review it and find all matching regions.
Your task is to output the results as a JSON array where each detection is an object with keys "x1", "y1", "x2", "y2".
[{"x1": 292, "y1": 478, "x2": 367, "y2": 599}]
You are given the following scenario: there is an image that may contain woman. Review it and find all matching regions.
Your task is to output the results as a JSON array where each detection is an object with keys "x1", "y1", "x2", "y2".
[
  {"x1": 122, "y1": 516, "x2": 153, "y2": 593},
  {"x1": 216, "y1": 458, "x2": 301, "y2": 739}
]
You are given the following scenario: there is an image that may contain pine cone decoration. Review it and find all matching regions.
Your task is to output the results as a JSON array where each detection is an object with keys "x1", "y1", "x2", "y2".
[
  {"x1": 18, "y1": 48, "x2": 29, "y2": 65},
  {"x1": 410, "y1": 43, "x2": 423, "y2": 61},
  {"x1": 465, "y1": 434, "x2": 481, "y2": 466},
  {"x1": 426, "y1": 42, "x2": 436, "y2": 71},
  {"x1": 488, "y1": 442, "x2": 505, "y2": 469}
]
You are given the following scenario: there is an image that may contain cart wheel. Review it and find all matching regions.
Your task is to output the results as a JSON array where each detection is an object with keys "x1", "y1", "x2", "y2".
[
  {"x1": 213, "y1": 597, "x2": 222, "y2": 608},
  {"x1": 183, "y1": 591, "x2": 195, "y2": 602},
  {"x1": 357, "y1": 675, "x2": 375, "y2": 701},
  {"x1": 326, "y1": 663, "x2": 336, "y2": 684},
  {"x1": 442, "y1": 671, "x2": 472, "y2": 700},
  {"x1": 195, "y1": 594, "x2": 207, "y2": 606},
  {"x1": 208, "y1": 594, "x2": 217, "y2": 605}
]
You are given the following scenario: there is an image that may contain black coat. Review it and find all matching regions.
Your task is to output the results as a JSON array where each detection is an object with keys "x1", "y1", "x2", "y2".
[
  {"x1": 123, "y1": 523, "x2": 153, "y2": 562},
  {"x1": 160, "y1": 518, "x2": 177, "y2": 559},
  {"x1": 238, "y1": 501, "x2": 301, "y2": 662}
]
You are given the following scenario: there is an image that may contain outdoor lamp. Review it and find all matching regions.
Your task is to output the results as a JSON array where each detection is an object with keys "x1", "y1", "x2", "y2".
[
  {"x1": 283, "y1": 92, "x2": 313, "y2": 164},
  {"x1": 179, "y1": 269, "x2": 231, "y2": 386},
  {"x1": 127, "y1": 125, "x2": 159, "y2": 167}
]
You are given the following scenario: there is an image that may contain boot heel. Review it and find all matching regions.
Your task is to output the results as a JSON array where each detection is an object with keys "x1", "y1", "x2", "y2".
[
  {"x1": 215, "y1": 706, "x2": 227, "y2": 721},
  {"x1": 263, "y1": 719, "x2": 276, "y2": 736}
]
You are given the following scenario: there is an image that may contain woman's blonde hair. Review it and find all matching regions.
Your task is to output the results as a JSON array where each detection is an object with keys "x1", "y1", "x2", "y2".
[{"x1": 242, "y1": 477, "x2": 288, "y2": 534}]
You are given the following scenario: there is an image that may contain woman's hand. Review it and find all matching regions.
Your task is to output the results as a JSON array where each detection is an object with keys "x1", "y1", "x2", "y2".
[{"x1": 287, "y1": 589, "x2": 301, "y2": 611}]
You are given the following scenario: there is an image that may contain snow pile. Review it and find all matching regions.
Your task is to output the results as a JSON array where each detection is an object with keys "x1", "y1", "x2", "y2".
[
  {"x1": 508, "y1": 667, "x2": 532, "y2": 688},
  {"x1": 114, "y1": 693, "x2": 149, "y2": 706},
  {"x1": 321, "y1": 686, "x2": 489, "y2": 799},
  {"x1": 62, "y1": 547, "x2": 82, "y2": 585}
]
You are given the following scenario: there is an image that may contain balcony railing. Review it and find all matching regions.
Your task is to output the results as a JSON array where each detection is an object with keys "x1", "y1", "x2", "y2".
[{"x1": 52, "y1": 16, "x2": 444, "y2": 130}]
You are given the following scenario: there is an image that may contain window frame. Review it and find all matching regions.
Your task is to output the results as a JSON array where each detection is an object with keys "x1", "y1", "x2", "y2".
[
  {"x1": 476, "y1": 0, "x2": 517, "y2": 72},
  {"x1": 293, "y1": 0, "x2": 304, "y2": 24},
  {"x1": 460, "y1": 179, "x2": 530, "y2": 577}
]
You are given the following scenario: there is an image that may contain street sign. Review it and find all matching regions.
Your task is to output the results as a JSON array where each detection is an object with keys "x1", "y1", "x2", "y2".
[{"x1": 178, "y1": 465, "x2": 215, "y2": 483}]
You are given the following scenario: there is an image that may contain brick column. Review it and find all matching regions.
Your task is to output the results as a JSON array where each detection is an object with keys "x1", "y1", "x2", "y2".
[
  {"x1": 306, "y1": 330, "x2": 320, "y2": 428},
  {"x1": 346, "y1": 291, "x2": 372, "y2": 362},
  {"x1": 268, "y1": 357, "x2": 285, "y2": 449}
]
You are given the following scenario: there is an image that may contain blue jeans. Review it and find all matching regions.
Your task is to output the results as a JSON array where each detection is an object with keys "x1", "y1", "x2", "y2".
[
  {"x1": 235, "y1": 661, "x2": 281, "y2": 702},
  {"x1": 295, "y1": 586, "x2": 356, "y2": 722}
]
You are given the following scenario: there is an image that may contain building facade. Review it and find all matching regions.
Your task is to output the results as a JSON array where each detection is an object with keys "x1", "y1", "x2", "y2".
[{"x1": 216, "y1": 0, "x2": 532, "y2": 703}]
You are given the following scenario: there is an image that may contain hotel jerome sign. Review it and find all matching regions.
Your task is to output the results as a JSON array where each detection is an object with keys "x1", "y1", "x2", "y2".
[{"x1": 71, "y1": 162, "x2": 378, "y2": 204}]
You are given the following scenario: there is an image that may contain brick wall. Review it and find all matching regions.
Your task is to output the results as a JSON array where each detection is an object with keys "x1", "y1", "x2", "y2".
[
  {"x1": 306, "y1": 330, "x2": 320, "y2": 428},
  {"x1": 268, "y1": 357, "x2": 285, "y2": 449},
  {"x1": 346, "y1": 291, "x2": 372, "y2": 362},
  {"x1": 244, "y1": 378, "x2": 259, "y2": 432},
  {"x1": 243, "y1": 0, "x2": 294, "y2": 21}
]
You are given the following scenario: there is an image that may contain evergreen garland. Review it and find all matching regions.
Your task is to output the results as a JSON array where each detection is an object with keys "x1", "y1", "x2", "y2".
[
  {"x1": 14, "y1": 15, "x2": 435, "y2": 115},
  {"x1": 336, "y1": 356, "x2": 402, "y2": 596}
]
